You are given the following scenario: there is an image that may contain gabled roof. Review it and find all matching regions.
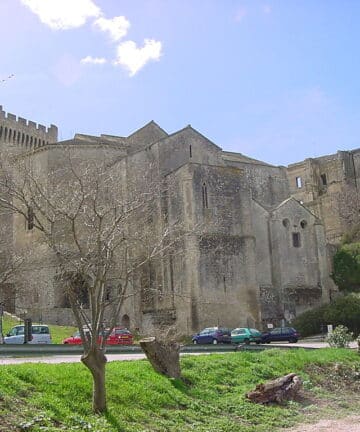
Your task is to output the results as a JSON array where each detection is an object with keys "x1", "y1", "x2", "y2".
[
  {"x1": 153, "y1": 124, "x2": 222, "y2": 152},
  {"x1": 127, "y1": 121, "x2": 168, "y2": 149},
  {"x1": 271, "y1": 197, "x2": 318, "y2": 219}
]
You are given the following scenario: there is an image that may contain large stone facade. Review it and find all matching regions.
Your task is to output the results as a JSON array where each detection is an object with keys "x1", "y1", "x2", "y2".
[{"x1": 1, "y1": 106, "x2": 356, "y2": 334}]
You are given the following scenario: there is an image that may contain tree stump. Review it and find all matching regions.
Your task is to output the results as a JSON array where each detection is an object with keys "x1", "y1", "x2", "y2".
[
  {"x1": 139, "y1": 337, "x2": 181, "y2": 379},
  {"x1": 246, "y1": 373, "x2": 302, "y2": 404}
]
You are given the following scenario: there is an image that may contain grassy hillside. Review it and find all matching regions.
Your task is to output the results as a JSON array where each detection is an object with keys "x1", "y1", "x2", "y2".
[{"x1": 0, "y1": 349, "x2": 359, "y2": 431}]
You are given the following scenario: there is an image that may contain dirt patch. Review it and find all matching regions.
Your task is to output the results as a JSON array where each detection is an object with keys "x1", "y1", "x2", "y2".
[
  {"x1": 286, "y1": 415, "x2": 360, "y2": 432},
  {"x1": 284, "y1": 363, "x2": 360, "y2": 431}
]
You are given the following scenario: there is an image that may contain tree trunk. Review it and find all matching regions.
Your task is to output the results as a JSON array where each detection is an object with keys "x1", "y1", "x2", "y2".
[
  {"x1": 81, "y1": 347, "x2": 108, "y2": 413},
  {"x1": 246, "y1": 373, "x2": 302, "y2": 404},
  {"x1": 140, "y1": 337, "x2": 181, "y2": 379}
]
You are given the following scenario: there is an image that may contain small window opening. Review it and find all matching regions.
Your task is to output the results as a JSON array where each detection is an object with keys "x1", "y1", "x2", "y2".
[
  {"x1": 292, "y1": 232, "x2": 301, "y2": 247},
  {"x1": 282, "y1": 218, "x2": 290, "y2": 228},
  {"x1": 27, "y1": 206, "x2": 34, "y2": 231},
  {"x1": 300, "y1": 220, "x2": 307, "y2": 229},
  {"x1": 320, "y1": 174, "x2": 327, "y2": 186},
  {"x1": 189, "y1": 145, "x2": 192, "y2": 158},
  {"x1": 296, "y1": 176, "x2": 302, "y2": 188},
  {"x1": 202, "y1": 183, "x2": 208, "y2": 209}
]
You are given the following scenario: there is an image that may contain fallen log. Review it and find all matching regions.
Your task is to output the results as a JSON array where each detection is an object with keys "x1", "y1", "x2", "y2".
[
  {"x1": 139, "y1": 337, "x2": 181, "y2": 379},
  {"x1": 246, "y1": 373, "x2": 302, "y2": 404}
]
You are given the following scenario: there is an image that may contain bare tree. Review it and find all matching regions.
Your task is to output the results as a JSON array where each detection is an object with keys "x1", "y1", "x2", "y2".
[{"x1": 0, "y1": 148, "x2": 185, "y2": 412}]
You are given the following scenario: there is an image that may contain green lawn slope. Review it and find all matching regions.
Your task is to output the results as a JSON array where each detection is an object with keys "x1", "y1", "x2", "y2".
[{"x1": 0, "y1": 348, "x2": 359, "y2": 431}]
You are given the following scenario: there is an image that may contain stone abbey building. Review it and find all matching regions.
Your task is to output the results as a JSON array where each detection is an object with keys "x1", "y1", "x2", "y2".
[{"x1": 0, "y1": 105, "x2": 359, "y2": 334}]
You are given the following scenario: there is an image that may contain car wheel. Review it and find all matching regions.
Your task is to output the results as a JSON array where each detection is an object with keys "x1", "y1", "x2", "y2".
[
  {"x1": 256, "y1": 341, "x2": 260, "y2": 345},
  {"x1": 289, "y1": 338, "x2": 297, "y2": 343},
  {"x1": 244, "y1": 338, "x2": 250, "y2": 345},
  {"x1": 212, "y1": 339, "x2": 218, "y2": 345},
  {"x1": 266, "y1": 341, "x2": 271, "y2": 344},
  {"x1": 193, "y1": 340, "x2": 197, "y2": 345}
]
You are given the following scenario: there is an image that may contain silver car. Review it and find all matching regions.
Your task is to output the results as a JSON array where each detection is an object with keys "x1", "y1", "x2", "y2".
[{"x1": 4, "y1": 325, "x2": 52, "y2": 344}]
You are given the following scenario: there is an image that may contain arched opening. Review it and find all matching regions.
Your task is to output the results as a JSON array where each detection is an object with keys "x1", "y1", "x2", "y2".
[{"x1": 121, "y1": 314, "x2": 130, "y2": 329}]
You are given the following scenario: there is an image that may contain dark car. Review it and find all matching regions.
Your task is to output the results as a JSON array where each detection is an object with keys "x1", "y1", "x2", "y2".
[
  {"x1": 192, "y1": 327, "x2": 231, "y2": 345},
  {"x1": 261, "y1": 327, "x2": 300, "y2": 343}
]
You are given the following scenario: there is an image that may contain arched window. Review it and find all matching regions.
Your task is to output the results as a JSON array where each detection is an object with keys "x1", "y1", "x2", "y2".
[
  {"x1": 121, "y1": 314, "x2": 130, "y2": 329},
  {"x1": 4, "y1": 127, "x2": 8, "y2": 141},
  {"x1": 25, "y1": 135, "x2": 29, "y2": 146},
  {"x1": 8, "y1": 129, "x2": 12, "y2": 142},
  {"x1": 22, "y1": 133, "x2": 25, "y2": 144},
  {"x1": 202, "y1": 182, "x2": 208, "y2": 209},
  {"x1": 0, "y1": 126, "x2": 3, "y2": 139},
  {"x1": 17, "y1": 131, "x2": 20, "y2": 144}
]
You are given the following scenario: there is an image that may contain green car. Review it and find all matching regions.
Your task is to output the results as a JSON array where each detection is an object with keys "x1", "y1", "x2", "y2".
[{"x1": 231, "y1": 327, "x2": 262, "y2": 345}]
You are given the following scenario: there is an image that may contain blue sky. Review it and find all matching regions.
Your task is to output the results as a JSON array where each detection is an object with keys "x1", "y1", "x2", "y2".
[{"x1": 1, "y1": 0, "x2": 359, "y2": 165}]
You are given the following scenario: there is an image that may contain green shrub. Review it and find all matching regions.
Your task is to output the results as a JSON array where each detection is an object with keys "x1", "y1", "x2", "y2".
[
  {"x1": 326, "y1": 325, "x2": 354, "y2": 348},
  {"x1": 291, "y1": 293, "x2": 360, "y2": 337},
  {"x1": 331, "y1": 242, "x2": 360, "y2": 292}
]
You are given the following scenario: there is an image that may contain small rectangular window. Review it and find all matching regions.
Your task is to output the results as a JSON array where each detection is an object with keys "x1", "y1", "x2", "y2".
[
  {"x1": 320, "y1": 174, "x2": 327, "y2": 186},
  {"x1": 27, "y1": 206, "x2": 34, "y2": 231},
  {"x1": 296, "y1": 176, "x2": 302, "y2": 188},
  {"x1": 292, "y1": 232, "x2": 301, "y2": 248},
  {"x1": 202, "y1": 183, "x2": 208, "y2": 209}
]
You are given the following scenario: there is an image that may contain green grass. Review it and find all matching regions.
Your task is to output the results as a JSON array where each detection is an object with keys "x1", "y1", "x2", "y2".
[
  {"x1": 2, "y1": 313, "x2": 77, "y2": 344},
  {"x1": 0, "y1": 348, "x2": 359, "y2": 431}
]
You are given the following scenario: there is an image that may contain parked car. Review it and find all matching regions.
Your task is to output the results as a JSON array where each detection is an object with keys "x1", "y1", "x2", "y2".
[
  {"x1": 192, "y1": 327, "x2": 232, "y2": 345},
  {"x1": 4, "y1": 324, "x2": 52, "y2": 344},
  {"x1": 261, "y1": 327, "x2": 300, "y2": 343},
  {"x1": 62, "y1": 327, "x2": 133, "y2": 345},
  {"x1": 231, "y1": 327, "x2": 262, "y2": 344}
]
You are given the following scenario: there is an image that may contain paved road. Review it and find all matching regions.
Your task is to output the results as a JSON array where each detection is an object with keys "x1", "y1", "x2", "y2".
[{"x1": 0, "y1": 341, "x2": 357, "y2": 365}]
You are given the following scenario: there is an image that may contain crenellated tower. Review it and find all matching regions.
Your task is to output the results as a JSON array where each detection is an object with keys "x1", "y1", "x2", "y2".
[{"x1": 0, "y1": 105, "x2": 58, "y2": 152}]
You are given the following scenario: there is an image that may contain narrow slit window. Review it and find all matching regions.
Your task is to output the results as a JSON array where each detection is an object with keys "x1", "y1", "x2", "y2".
[
  {"x1": 296, "y1": 176, "x2": 302, "y2": 188},
  {"x1": 189, "y1": 144, "x2": 192, "y2": 158},
  {"x1": 292, "y1": 232, "x2": 301, "y2": 248},
  {"x1": 320, "y1": 174, "x2": 327, "y2": 186},
  {"x1": 202, "y1": 183, "x2": 208, "y2": 209},
  {"x1": 27, "y1": 206, "x2": 34, "y2": 231}
]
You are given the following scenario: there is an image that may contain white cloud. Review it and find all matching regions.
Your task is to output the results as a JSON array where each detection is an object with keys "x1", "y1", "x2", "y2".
[
  {"x1": 81, "y1": 56, "x2": 107, "y2": 65},
  {"x1": 113, "y1": 39, "x2": 162, "y2": 76},
  {"x1": 21, "y1": 0, "x2": 101, "y2": 30},
  {"x1": 94, "y1": 16, "x2": 130, "y2": 41}
]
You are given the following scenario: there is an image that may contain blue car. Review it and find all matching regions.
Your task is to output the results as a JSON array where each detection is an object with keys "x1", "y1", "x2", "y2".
[
  {"x1": 261, "y1": 327, "x2": 300, "y2": 343},
  {"x1": 192, "y1": 327, "x2": 232, "y2": 345}
]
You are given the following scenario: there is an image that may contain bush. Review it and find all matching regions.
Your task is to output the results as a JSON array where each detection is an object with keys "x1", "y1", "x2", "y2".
[
  {"x1": 291, "y1": 293, "x2": 360, "y2": 337},
  {"x1": 331, "y1": 242, "x2": 360, "y2": 292},
  {"x1": 326, "y1": 325, "x2": 354, "y2": 348}
]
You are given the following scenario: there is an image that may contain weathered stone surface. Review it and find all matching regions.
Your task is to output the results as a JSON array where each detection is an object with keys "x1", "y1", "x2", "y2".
[{"x1": 1, "y1": 105, "x2": 357, "y2": 333}]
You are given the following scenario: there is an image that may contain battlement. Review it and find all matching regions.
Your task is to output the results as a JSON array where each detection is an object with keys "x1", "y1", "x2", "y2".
[{"x1": 0, "y1": 105, "x2": 58, "y2": 150}]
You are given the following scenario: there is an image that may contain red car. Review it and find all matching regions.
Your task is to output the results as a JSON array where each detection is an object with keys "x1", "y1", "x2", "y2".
[{"x1": 62, "y1": 327, "x2": 134, "y2": 345}]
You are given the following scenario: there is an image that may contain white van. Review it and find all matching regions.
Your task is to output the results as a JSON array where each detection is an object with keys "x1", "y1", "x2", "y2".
[{"x1": 4, "y1": 324, "x2": 52, "y2": 344}]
